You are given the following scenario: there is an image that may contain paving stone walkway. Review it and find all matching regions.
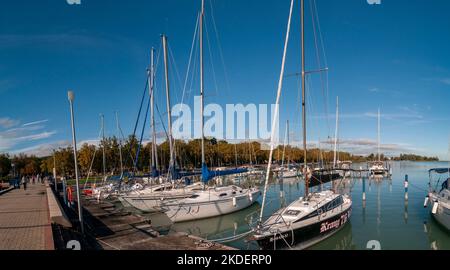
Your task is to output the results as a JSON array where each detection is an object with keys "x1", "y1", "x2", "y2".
[{"x1": 0, "y1": 183, "x2": 54, "y2": 250}]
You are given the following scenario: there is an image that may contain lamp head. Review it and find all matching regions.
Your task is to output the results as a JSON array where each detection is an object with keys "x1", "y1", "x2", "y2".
[{"x1": 68, "y1": 91, "x2": 74, "y2": 101}]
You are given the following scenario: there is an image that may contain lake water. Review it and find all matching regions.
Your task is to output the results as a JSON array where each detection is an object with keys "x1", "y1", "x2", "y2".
[{"x1": 172, "y1": 162, "x2": 450, "y2": 250}]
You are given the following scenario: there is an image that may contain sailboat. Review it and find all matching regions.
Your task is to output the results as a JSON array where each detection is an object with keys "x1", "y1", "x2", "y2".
[
  {"x1": 425, "y1": 168, "x2": 450, "y2": 231},
  {"x1": 252, "y1": 0, "x2": 352, "y2": 250},
  {"x1": 368, "y1": 109, "x2": 390, "y2": 177},
  {"x1": 159, "y1": 0, "x2": 260, "y2": 223},
  {"x1": 332, "y1": 97, "x2": 352, "y2": 177},
  {"x1": 278, "y1": 121, "x2": 301, "y2": 179},
  {"x1": 119, "y1": 46, "x2": 203, "y2": 212}
]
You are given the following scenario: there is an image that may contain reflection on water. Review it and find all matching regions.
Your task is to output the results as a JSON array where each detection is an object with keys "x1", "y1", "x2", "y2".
[
  {"x1": 169, "y1": 162, "x2": 450, "y2": 250},
  {"x1": 172, "y1": 203, "x2": 261, "y2": 242}
]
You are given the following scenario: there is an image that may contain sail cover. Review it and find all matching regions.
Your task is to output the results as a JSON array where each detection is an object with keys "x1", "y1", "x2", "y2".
[{"x1": 201, "y1": 164, "x2": 248, "y2": 183}]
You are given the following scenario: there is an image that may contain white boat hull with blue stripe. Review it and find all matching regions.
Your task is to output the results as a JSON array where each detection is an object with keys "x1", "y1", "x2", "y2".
[{"x1": 160, "y1": 186, "x2": 261, "y2": 223}]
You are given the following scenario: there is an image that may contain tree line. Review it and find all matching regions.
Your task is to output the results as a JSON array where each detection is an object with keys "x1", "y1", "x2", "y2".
[{"x1": 0, "y1": 136, "x2": 440, "y2": 180}]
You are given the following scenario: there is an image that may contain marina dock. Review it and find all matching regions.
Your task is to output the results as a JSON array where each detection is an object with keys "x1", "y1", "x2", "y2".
[
  {"x1": 0, "y1": 183, "x2": 54, "y2": 250},
  {"x1": 0, "y1": 182, "x2": 234, "y2": 250},
  {"x1": 58, "y1": 192, "x2": 235, "y2": 250}
]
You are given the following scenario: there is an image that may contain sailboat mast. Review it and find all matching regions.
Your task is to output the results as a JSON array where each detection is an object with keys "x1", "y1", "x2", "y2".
[
  {"x1": 101, "y1": 114, "x2": 106, "y2": 180},
  {"x1": 162, "y1": 35, "x2": 174, "y2": 178},
  {"x1": 234, "y1": 143, "x2": 238, "y2": 167},
  {"x1": 287, "y1": 120, "x2": 290, "y2": 168},
  {"x1": 333, "y1": 97, "x2": 339, "y2": 168},
  {"x1": 115, "y1": 112, "x2": 123, "y2": 177},
  {"x1": 200, "y1": 0, "x2": 206, "y2": 168},
  {"x1": 301, "y1": 0, "x2": 309, "y2": 197},
  {"x1": 378, "y1": 108, "x2": 381, "y2": 162},
  {"x1": 281, "y1": 121, "x2": 288, "y2": 168},
  {"x1": 259, "y1": 0, "x2": 295, "y2": 223},
  {"x1": 149, "y1": 47, "x2": 158, "y2": 174}
]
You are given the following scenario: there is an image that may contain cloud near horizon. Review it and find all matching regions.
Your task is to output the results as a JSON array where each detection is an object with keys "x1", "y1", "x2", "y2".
[{"x1": 0, "y1": 117, "x2": 57, "y2": 154}]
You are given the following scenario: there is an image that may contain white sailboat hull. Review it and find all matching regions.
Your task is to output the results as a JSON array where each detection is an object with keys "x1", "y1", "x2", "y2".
[
  {"x1": 430, "y1": 192, "x2": 450, "y2": 230},
  {"x1": 280, "y1": 170, "x2": 301, "y2": 179},
  {"x1": 120, "y1": 192, "x2": 195, "y2": 213},
  {"x1": 162, "y1": 189, "x2": 261, "y2": 223},
  {"x1": 119, "y1": 182, "x2": 206, "y2": 212}
]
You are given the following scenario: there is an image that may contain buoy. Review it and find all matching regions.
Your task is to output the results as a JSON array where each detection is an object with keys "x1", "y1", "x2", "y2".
[
  {"x1": 362, "y1": 177, "x2": 366, "y2": 201},
  {"x1": 404, "y1": 175, "x2": 409, "y2": 201},
  {"x1": 232, "y1": 197, "x2": 237, "y2": 207},
  {"x1": 248, "y1": 193, "x2": 253, "y2": 202},
  {"x1": 432, "y1": 202, "x2": 439, "y2": 214},
  {"x1": 424, "y1": 196, "x2": 429, "y2": 208},
  {"x1": 280, "y1": 191, "x2": 284, "y2": 198}
]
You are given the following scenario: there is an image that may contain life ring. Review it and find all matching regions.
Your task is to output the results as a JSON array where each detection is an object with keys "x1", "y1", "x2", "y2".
[{"x1": 67, "y1": 186, "x2": 73, "y2": 203}]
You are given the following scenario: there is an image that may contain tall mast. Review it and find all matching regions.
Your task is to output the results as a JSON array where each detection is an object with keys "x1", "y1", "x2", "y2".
[
  {"x1": 333, "y1": 97, "x2": 339, "y2": 168},
  {"x1": 101, "y1": 114, "x2": 106, "y2": 181},
  {"x1": 301, "y1": 0, "x2": 309, "y2": 197},
  {"x1": 281, "y1": 121, "x2": 288, "y2": 168},
  {"x1": 378, "y1": 108, "x2": 381, "y2": 162},
  {"x1": 287, "y1": 120, "x2": 290, "y2": 168},
  {"x1": 148, "y1": 47, "x2": 158, "y2": 176},
  {"x1": 162, "y1": 35, "x2": 174, "y2": 178},
  {"x1": 200, "y1": 0, "x2": 206, "y2": 169},
  {"x1": 234, "y1": 143, "x2": 238, "y2": 167},
  {"x1": 249, "y1": 142, "x2": 253, "y2": 165},
  {"x1": 115, "y1": 112, "x2": 123, "y2": 177}
]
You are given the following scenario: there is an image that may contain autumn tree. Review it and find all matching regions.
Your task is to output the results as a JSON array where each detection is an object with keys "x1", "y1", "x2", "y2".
[{"x1": 0, "y1": 154, "x2": 11, "y2": 177}]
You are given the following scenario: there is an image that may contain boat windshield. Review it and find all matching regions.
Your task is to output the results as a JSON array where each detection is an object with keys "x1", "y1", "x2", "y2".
[{"x1": 441, "y1": 179, "x2": 449, "y2": 192}]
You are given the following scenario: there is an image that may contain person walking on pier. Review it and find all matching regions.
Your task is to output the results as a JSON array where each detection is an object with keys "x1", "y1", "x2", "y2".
[
  {"x1": 20, "y1": 176, "x2": 25, "y2": 190},
  {"x1": 23, "y1": 176, "x2": 28, "y2": 190}
]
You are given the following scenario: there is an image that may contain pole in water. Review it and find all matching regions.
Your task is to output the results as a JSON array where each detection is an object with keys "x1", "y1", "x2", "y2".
[
  {"x1": 362, "y1": 177, "x2": 366, "y2": 201},
  {"x1": 279, "y1": 179, "x2": 285, "y2": 198},
  {"x1": 404, "y1": 196, "x2": 409, "y2": 224},
  {"x1": 404, "y1": 175, "x2": 409, "y2": 201},
  {"x1": 68, "y1": 91, "x2": 84, "y2": 235}
]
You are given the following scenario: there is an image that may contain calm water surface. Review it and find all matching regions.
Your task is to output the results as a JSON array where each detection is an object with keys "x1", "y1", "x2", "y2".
[{"x1": 171, "y1": 162, "x2": 450, "y2": 250}]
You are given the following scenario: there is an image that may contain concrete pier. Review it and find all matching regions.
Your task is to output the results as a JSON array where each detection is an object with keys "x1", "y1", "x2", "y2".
[
  {"x1": 0, "y1": 184, "x2": 54, "y2": 250},
  {"x1": 0, "y1": 182, "x2": 235, "y2": 250}
]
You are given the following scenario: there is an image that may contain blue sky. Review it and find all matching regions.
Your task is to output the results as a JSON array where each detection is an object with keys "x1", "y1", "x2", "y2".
[{"x1": 1, "y1": 0, "x2": 450, "y2": 159}]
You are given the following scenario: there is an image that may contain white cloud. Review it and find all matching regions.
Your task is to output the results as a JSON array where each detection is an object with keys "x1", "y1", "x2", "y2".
[
  {"x1": 320, "y1": 138, "x2": 417, "y2": 156},
  {"x1": 11, "y1": 141, "x2": 70, "y2": 158},
  {"x1": 0, "y1": 117, "x2": 20, "y2": 128},
  {"x1": 14, "y1": 131, "x2": 57, "y2": 142},
  {"x1": 22, "y1": 119, "x2": 49, "y2": 127},
  {"x1": 0, "y1": 119, "x2": 56, "y2": 153}
]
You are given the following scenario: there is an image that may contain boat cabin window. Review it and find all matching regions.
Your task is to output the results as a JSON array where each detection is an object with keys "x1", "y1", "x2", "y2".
[
  {"x1": 155, "y1": 187, "x2": 172, "y2": 192},
  {"x1": 285, "y1": 210, "x2": 301, "y2": 216},
  {"x1": 441, "y1": 180, "x2": 449, "y2": 192},
  {"x1": 189, "y1": 195, "x2": 200, "y2": 199},
  {"x1": 326, "y1": 196, "x2": 344, "y2": 211},
  {"x1": 219, "y1": 193, "x2": 228, "y2": 197}
]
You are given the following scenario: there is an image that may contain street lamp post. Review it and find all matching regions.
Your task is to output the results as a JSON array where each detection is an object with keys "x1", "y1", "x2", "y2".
[
  {"x1": 53, "y1": 151, "x2": 57, "y2": 192},
  {"x1": 68, "y1": 90, "x2": 84, "y2": 235}
]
